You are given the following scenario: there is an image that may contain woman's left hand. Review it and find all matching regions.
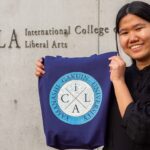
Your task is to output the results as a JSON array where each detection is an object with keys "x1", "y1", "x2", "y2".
[{"x1": 109, "y1": 56, "x2": 126, "y2": 83}]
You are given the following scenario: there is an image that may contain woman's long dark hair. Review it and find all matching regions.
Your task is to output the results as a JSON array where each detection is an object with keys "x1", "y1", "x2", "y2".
[{"x1": 115, "y1": 1, "x2": 150, "y2": 56}]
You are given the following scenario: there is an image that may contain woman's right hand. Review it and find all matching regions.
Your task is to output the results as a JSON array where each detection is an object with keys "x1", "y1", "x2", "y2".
[
  {"x1": 109, "y1": 56, "x2": 126, "y2": 83},
  {"x1": 35, "y1": 58, "x2": 45, "y2": 77}
]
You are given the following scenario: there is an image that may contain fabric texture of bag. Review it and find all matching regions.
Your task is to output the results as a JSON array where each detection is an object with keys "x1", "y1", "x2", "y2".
[{"x1": 38, "y1": 52, "x2": 116, "y2": 149}]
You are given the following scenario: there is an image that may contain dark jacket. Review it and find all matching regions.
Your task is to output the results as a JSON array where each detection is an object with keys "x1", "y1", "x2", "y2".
[{"x1": 103, "y1": 64, "x2": 150, "y2": 150}]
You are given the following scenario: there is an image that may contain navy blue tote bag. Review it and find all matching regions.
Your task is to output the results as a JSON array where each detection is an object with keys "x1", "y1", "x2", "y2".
[{"x1": 38, "y1": 52, "x2": 116, "y2": 149}]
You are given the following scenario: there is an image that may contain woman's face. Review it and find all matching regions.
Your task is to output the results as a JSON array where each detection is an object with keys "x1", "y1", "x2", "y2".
[{"x1": 118, "y1": 14, "x2": 150, "y2": 65}]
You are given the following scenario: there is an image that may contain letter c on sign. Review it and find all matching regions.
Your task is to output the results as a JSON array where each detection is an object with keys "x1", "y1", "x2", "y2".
[{"x1": 61, "y1": 94, "x2": 69, "y2": 103}]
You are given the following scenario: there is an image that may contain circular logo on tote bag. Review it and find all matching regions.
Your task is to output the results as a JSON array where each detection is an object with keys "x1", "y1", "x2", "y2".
[{"x1": 50, "y1": 72, "x2": 102, "y2": 125}]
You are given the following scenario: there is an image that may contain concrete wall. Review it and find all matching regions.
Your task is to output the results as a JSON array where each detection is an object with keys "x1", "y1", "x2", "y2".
[{"x1": 0, "y1": 0, "x2": 149, "y2": 150}]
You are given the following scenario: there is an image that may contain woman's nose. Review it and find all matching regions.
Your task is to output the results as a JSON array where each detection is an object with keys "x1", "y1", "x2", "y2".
[{"x1": 128, "y1": 32, "x2": 139, "y2": 43}]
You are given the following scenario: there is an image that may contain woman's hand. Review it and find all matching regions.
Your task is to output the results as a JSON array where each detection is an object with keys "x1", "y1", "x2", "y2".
[
  {"x1": 35, "y1": 58, "x2": 45, "y2": 77},
  {"x1": 109, "y1": 56, "x2": 133, "y2": 117},
  {"x1": 109, "y1": 56, "x2": 126, "y2": 83}
]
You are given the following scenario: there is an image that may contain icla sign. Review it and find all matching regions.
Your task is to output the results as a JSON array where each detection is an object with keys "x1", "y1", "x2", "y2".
[{"x1": 0, "y1": 29, "x2": 21, "y2": 49}]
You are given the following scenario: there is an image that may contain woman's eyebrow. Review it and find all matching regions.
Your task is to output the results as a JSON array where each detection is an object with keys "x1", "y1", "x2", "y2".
[
  {"x1": 119, "y1": 23, "x2": 146, "y2": 33},
  {"x1": 133, "y1": 23, "x2": 146, "y2": 28}
]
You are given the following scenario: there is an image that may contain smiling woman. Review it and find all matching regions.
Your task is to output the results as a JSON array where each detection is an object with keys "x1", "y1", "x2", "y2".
[
  {"x1": 104, "y1": 1, "x2": 150, "y2": 150},
  {"x1": 118, "y1": 14, "x2": 150, "y2": 69}
]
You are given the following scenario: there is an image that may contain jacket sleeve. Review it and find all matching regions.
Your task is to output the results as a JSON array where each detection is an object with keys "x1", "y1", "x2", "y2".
[{"x1": 122, "y1": 94, "x2": 150, "y2": 144}]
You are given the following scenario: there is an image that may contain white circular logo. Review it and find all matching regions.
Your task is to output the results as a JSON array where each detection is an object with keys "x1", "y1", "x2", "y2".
[
  {"x1": 58, "y1": 80, "x2": 94, "y2": 117},
  {"x1": 50, "y1": 72, "x2": 102, "y2": 125}
]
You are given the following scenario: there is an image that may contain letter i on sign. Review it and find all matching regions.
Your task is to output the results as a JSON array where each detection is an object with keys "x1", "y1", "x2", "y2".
[{"x1": 75, "y1": 83, "x2": 77, "y2": 91}]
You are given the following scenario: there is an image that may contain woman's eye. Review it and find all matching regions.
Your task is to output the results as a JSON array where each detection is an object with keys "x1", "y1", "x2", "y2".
[
  {"x1": 119, "y1": 31, "x2": 128, "y2": 35},
  {"x1": 135, "y1": 26, "x2": 144, "y2": 31}
]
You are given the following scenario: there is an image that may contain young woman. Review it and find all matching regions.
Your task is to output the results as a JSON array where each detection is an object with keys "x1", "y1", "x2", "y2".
[
  {"x1": 104, "y1": 1, "x2": 150, "y2": 150},
  {"x1": 35, "y1": 1, "x2": 150, "y2": 150}
]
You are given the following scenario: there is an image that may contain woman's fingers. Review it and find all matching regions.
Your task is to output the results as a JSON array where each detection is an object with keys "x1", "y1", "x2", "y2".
[
  {"x1": 109, "y1": 56, "x2": 125, "y2": 66},
  {"x1": 109, "y1": 56, "x2": 126, "y2": 69},
  {"x1": 36, "y1": 59, "x2": 44, "y2": 69},
  {"x1": 35, "y1": 58, "x2": 45, "y2": 77},
  {"x1": 108, "y1": 56, "x2": 126, "y2": 82}
]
